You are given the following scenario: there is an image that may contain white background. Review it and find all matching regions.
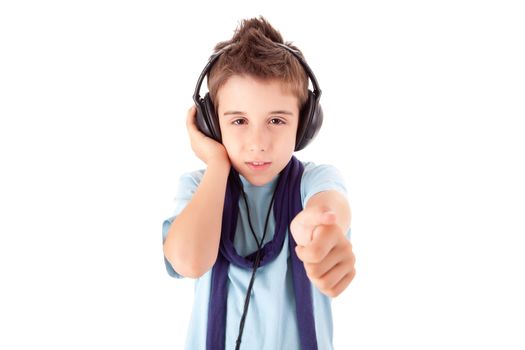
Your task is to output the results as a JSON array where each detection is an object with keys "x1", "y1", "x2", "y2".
[{"x1": 1, "y1": 0, "x2": 524, "y2": 349}]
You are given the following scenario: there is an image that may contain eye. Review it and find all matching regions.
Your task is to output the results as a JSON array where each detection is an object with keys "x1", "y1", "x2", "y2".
[
  {"x1": 269, "y1": 118, "x2": 286, "y2": 125},
  {"x1": 232, "y1": 118, "x2": 247, "y2": 125}
]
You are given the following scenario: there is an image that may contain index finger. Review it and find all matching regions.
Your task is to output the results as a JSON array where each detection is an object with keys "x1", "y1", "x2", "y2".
[
  {"x1": 296, "y1": 208, "x2": 337, "y2": 233},
  {"x1": 295, "y1": 224, "x2": 340, "y2": 263}
]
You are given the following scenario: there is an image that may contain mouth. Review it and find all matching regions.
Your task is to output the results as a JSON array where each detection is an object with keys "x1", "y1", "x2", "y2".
[{"x1": 245, "y1": 161, "x2": 272, "y2": 171}]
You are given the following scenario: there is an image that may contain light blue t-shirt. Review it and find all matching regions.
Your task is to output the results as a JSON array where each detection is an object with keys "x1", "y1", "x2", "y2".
[{"x1": 162, "y1": 161, "x2": 350, "y2": 350}]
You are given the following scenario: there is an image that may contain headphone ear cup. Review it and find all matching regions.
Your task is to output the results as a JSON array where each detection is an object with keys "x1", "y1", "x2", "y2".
[
  {"x1": 195, "y1": 98, "x2": 212, "y2": 139},
  {"x1": 295, "y1": 91, "x2": 323, "y2": 151},
  {"x1": 195, "y1": 93, "x2": 222, "y2": 143}
]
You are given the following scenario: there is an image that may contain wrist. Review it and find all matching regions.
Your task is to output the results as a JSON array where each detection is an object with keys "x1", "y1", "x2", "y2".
[{"x1": 207, "y1": 157, "x2": 231, "y2": 172}]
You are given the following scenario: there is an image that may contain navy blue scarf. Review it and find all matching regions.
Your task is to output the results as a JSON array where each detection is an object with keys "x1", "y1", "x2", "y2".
[{"x1": 206, "y1": 156, "x2": 318, "y2": 350}]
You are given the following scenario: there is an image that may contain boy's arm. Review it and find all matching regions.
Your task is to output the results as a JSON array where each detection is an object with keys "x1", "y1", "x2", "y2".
[
  {"x1": 290, "y1": 190, "x2": 356, "y2": 297},
  {"x1": 163, "y1": 160, "x2": 230, "y2": 278},
  {"x1": 163, "y1": 106, "x2": 231, "y2": 279}
]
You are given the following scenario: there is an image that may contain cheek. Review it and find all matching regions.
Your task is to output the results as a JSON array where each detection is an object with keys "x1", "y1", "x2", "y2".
[
  {"x1": 220, "y1": 136, "x2": 239, "y2": 156},
  {"x1": 284, "y1": 127, "x2": 298, "y2": 146},
  {"x1": 218, "y1": 124, "x2": 234, "y2": 147}
]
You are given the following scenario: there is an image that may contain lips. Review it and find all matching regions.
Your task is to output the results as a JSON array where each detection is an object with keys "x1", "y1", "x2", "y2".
[{"x1": 246, "y1": 161, "x2": 272, "y2": 170}]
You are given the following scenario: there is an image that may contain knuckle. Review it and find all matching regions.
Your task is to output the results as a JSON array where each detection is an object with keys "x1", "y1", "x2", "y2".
[
  {"x1": 331, "y1": 288, "x2": 342, "y2": 298},
  {"x1": 308, "y1": 264, "x2": 322, "y2": 278},
  {"x1": 306, "y1": 269, "x2": 316, "y2": 281},
  {"x1": 327, "y1": 284, "x2": 343, "y2": 298},
  {"x1": 349, "y1": 268, "x2": 356, "y2": 281},
  {"x1": 325, "y1": 288, "x2": 337, "y2": 298},
  {"x1": 309, "y1": 247, "x2": 324, "y2": 263},
  {"x1": 317, "y1": 277, "x2": 331, "y2": 291}
]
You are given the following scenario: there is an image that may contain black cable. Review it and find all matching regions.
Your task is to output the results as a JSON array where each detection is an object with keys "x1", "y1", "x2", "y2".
[
  {"x1": 241, "y1": 188, "x2": 262, "y2": 249},
  {"x1": 235, "y1": 181, "x2": 278, "y2": 350}
]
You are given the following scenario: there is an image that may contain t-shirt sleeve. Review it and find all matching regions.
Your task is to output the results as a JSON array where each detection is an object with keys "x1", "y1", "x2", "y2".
[
  {"x1": 162, "y1": 170, "x2": 204, "y2": 278},
  {"x1": 300, "y1": 162, "x2": 352, "y2": 239}
]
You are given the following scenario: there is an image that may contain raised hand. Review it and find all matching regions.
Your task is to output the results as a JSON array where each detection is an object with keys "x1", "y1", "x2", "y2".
[
  {"x1": 186, "y1": 105, "x2": 230, "y2": 167},
  {"x1": 290, "y1": 206, "x2": 356, "y2": 298}
]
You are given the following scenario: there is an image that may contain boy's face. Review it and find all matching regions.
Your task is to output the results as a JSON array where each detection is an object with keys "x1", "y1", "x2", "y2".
[{"x1": 217, "y1": 74, "x2": 299, "y2": 186}]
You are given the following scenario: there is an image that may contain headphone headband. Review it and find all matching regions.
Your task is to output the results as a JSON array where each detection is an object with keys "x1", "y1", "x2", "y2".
[
  {"x1": 274, "y1": 43, "x2": 322, "y2": 98},
  {"x1": 193, "y1": 43, "x2": 321, "y2": 105}
]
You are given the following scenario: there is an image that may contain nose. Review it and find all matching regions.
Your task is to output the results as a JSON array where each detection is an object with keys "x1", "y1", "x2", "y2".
[{"x1": 248, "y1": 126, "x2": 269, "y2": 152}]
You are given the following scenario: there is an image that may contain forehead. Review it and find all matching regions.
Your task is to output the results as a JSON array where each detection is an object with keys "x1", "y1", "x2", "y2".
[{"x1": 216, "y1": 74, "x2": 299, "y2": 112}]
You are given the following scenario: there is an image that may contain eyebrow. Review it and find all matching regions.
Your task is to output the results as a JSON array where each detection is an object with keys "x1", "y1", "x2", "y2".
[
  {"x1": 223, "y1": 111, "x2": 246, "y2": 116},
  {"x1": 222, "y1": 110, "x2": 294, "y2": 116}
]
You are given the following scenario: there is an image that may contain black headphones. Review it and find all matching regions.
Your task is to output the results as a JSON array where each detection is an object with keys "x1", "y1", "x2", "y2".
[{"x1": 192, "y1": 43, "x2": 323, "y2": 152}]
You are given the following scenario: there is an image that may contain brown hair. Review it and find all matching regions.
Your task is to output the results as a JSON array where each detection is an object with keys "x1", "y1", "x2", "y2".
[{"x1": 207, "y1": 16, "x2": 308, "y2": 111}]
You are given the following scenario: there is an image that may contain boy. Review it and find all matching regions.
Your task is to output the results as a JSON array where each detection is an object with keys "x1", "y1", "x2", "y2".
[{"x1": 162, "y1": 17, "x2": 356, "y2": 350}]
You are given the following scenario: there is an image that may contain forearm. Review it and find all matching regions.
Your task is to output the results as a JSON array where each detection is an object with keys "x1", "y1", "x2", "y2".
[{"x1": 163, "y1": 160, "x2": 230, "y2": 278}]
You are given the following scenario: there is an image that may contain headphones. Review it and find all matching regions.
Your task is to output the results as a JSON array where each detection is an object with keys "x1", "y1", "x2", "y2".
[{"x1": 192, "y1": 42, "x2": 323, "y2": 152}]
